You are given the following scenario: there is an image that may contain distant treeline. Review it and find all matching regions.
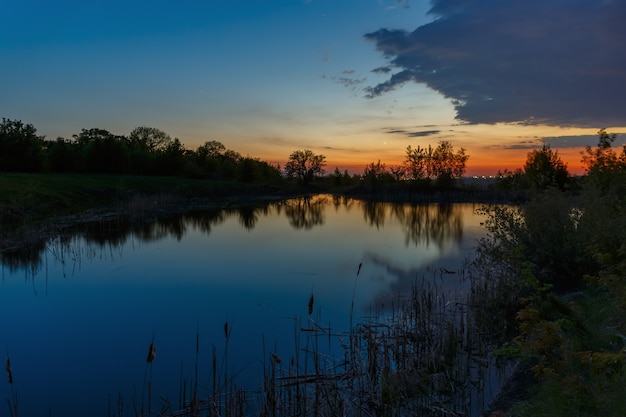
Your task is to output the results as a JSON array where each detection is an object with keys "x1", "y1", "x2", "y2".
[
  {"x1": 7, "y1": 117, "x2": 620, "y2": 198},
  {"x1": 0, "y1": 117, "x2": 474, "y2": 191},
  {"x1": 0, "y1": 119, "x2": 282, "y2": 183}
]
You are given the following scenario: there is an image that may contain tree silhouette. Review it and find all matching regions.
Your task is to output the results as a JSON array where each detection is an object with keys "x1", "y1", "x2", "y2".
[
  {"x1": 523, "y1": 144, "x2": 570, "y2": 191},
  {"x1": 284, "y1": 149, "x2": 326, "y2": 185},
  {"x1": 0, "y1": 118, "x2": 46, "y2": 172},
  {"x1": 404, "y1": 140, "x2": 468, "y2": 184}
]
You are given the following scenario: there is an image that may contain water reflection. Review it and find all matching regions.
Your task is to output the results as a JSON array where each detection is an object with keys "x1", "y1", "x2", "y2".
[
  {"x1": 237, "y1": 206, "x2": 260, "y2": 230},
  {"x1": 363, "y1": 202, "x2": 464, "y2": 249},
  {"x1": 362, "y1": 200, "x2": 387, "y2": 229},
  {"x1": 0, "y1": 196, "x2": 488, "y2": 416},
  {"x1": 282, "y1": 196, "x2": 326, "y2": 229},
  {"x1": 1, "y1": 196, "x2": 473, "y2": 272},
  {"x1": 397, "y1": 203, "x2": 463, "y2": 249}
]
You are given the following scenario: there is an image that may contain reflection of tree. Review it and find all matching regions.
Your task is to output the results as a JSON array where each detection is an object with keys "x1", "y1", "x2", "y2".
[
  {"x1": 148, "y1": 216, "x2": 188, "y2": 241},
  {"x1": 284, "y1": 196, "x2": 326, "y2": 230},
  {"x1": 357, "y1": 201, "x2": 463, "y2": 249},
  {"x1": 1, "y1": 197, "x2": 465, "y2": 277},
  {"x1": 81, "y1": 218, "x2": 132, "y2": 246},
  {"x1": 0, "y1": 241, "x2": 46, "y2": 273},
  {"x1": 0, "y1": 207, "x2": 237, "y2": 272},
  {"x1": 0, "y1": 201, "x2": 279, "y2": 272},
  {"x1": 331, "y1": 195, "x2": 354, "y2": 212},
  {"x1": 184, "y1": 210, "x2": 226, "y2": 235},
  {"x1": 362, "y1": 201, "x2": 387, "y2": 229},
  {"x1": 236, "y1": 206, "x2": 260, "y2": 230},
  {"x1": 394, "y1": 204, "x2": 463, "y2": 249}
]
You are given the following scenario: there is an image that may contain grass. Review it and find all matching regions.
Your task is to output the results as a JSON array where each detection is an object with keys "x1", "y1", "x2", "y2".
[
  {"x1": 0, "y1": 173, "x2": 300, "y2": 232},
  {"x1": 0, "y1": 173, "x2": 509, "y2": 236},
  {"x1": 103, "y1": 265, "x2": 513, "y2": 417},
  {"x1": 0, "y1": 173, "x2": 312, "y2": 260}
]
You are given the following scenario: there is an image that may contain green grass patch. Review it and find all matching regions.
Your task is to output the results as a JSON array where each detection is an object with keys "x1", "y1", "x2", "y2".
[{"x1": 0, "y1": 173, "x2": 288, "y2": 231}]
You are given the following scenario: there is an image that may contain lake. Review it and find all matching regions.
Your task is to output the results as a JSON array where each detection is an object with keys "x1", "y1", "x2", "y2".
[{"x1": 0, "y1": 195, "x2": 491, "y2": 416}]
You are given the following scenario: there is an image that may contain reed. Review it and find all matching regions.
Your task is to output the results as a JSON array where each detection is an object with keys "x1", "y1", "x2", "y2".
[
  {"x1": 5, "y1": 355, "x2": 18, "y2": 417},
  {"x1": 71, "y1": 260, "x2": 515, "y2": 416},
  {"x1": 245, "y1": 263, "x2": 512, "y2": 417},
  {"x1": 140, "y1": 339, "x2": 156, "y2": 417}
]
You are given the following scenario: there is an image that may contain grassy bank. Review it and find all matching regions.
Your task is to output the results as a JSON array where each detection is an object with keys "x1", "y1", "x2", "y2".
[
  {"x1": 0, "y1": 173, "x2": 297, "y2": 231},
  {"x1": 0, "y1": 173, "x2": 505, "y2": 235}
]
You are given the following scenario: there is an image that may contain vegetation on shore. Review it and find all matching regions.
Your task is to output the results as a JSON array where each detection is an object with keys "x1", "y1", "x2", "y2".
[
  {"x1": 1, "y1": 117, "x2": 479, "y2": 233},
  {"x1": 472, "y1": 129, "x2": 626, "y2": 416},
  {"x1": 2, "y1": 116, "x2": 626, "y2": 416}
]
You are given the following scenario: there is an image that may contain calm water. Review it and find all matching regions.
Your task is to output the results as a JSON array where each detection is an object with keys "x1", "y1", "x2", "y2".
[{"x1": 0, "y1": 195, "x2": 488, "y2": 416}]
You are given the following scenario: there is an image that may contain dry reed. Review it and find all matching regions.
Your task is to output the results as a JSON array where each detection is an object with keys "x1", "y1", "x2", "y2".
[{"x1": 112, "y1": 262, "x2": 515, "y2": 416}]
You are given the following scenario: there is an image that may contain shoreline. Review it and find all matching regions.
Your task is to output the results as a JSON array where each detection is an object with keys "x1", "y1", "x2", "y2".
[
  {"x1": 0, "y1": 182, "x2": 519, "y2": 253},
  {"x1": 0, "y1": 186, "x2": 532, "y2": 416}
]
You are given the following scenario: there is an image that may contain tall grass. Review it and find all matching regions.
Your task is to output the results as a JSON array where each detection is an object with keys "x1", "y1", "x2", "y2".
[
  {"x1": 139, "y1": 263, "x2": 512, "y2": 417},
  {"x1": 4, "y1": 214, "x2": 516, "y2": 416},
  {"x1": 0, "y1": 258, "x2": 512, "y2": 417}
]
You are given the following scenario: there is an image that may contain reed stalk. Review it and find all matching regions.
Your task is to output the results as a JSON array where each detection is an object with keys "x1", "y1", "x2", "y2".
[
  {"x1": 112, "y1": 261, "x2": 513, "y2": 417},
  {"x1": 5, "y1": 355, "x2": 17, "y2": 417},
  {"x1": 141, "y1": 339, "x2": 156, "y2": 417}
]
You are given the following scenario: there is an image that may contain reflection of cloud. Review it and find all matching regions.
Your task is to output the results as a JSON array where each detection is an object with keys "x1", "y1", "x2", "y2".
[
  {"x1": 364, "y1": 0, "x2": 626, "y2": 127},
  {"x1": 362, "y1": 251, "x2": 469, "y2": 311}
]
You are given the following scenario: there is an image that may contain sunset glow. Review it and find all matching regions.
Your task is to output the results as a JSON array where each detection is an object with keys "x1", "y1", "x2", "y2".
[{"x1": 2, "y1": 1, "x2": 624, "y2": 176}]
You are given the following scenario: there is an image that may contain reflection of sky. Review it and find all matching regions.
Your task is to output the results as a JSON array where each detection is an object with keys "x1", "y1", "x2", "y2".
[{"x1": 0, "y1": 199, "x2": 487, "y2": 415}]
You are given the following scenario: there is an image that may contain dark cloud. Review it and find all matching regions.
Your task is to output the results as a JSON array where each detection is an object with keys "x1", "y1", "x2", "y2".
[
  {"x1": 491, "y1": 140, "x2": 543, "y2": 150},
  {"x1": 371, "y1": 66, "x2": 393, "y2": 74},
  {"x1": 364, "y1": 0, "x2": 626, "y2": 127},
  {"x1": 543, "y1": 135, "x2": 602, "y2": 149},
  {"x1": 386, "y1": 128, "x2": 441, "y2": 137},
  {"x1": 408, "y1": 130, "x2": 440, "y2": 137},
  {"x1": 325, "y1": 73, "x2": 367, "y2": 92},
  {"x1": 543, "y1": 133, "x2": 626, "y2": 148},
  {"x1": 321, "y1": 145, "x2": 364, "y2": 153},
  {"x1": 491, "y1": 132, "x2": 626, "y2": 150}
]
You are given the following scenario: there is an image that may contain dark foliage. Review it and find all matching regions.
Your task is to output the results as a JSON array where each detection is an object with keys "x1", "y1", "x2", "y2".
[{"x1": 0, "y1": 119, "x2": 282, "y2": 184}]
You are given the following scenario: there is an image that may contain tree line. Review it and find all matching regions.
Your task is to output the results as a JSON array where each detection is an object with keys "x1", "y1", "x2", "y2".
[
  {"x1": 284, "y1": 140, "x2": 470, "y2": 190},
  {"x1": 1, "y1": 118, "x2": 473, "y2": 190},
  {"x1": 0, "y1": 119, "x2": 282, "y2": 183},
  {"x1": 6, "y1": 116, "x2": 615, "y2": 199}
]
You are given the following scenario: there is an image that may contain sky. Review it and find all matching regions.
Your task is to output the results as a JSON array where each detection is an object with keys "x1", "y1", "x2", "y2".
[{"x1": 2, "y1": 0, "x2": 625, "y2": 175}]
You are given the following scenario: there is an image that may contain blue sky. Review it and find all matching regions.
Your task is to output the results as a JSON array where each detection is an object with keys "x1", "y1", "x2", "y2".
[{"x1": 2, "y1": 0, "x2": 624, "y2": 174}]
